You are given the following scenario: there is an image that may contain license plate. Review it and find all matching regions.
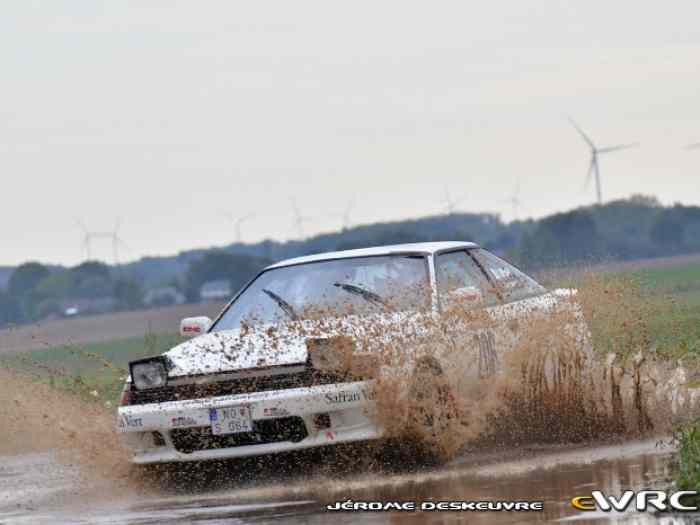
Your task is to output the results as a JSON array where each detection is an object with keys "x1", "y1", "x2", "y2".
[{"x1": 209, "y1": 406, "x2": 253, "y2": 435}]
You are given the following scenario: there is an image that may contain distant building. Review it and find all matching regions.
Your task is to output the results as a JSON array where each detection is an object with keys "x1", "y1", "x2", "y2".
[
  {"x1": 200, "y1": 280, "x2": 232, "y2": 302},
  {"x1": 144, "y1": 286, "x2": 185, "y2": 307}
]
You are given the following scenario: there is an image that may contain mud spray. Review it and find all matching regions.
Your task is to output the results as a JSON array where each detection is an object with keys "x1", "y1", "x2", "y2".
[
  {"x1": 0, "y1": 366, "x2": 138, "y2": 502},
  {"x1": 1, "y1": 274, "x2": 698, "y2": 499},
  {"x1": 357, "y1": 273, "x2": 700, "y2": 464}
]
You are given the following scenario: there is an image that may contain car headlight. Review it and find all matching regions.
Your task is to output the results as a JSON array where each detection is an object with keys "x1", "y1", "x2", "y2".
[{"x1": 129, "y1": 357, "x2": 169, "y2": 390}]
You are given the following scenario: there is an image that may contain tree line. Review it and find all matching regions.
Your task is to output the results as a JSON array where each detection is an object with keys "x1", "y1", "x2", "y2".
[
  {"x1": 1, "y1": 195, "x2": 699, "y2": 327},
  {"x1": 0, "y1": 262, "x2": 143, "y2": 326}
]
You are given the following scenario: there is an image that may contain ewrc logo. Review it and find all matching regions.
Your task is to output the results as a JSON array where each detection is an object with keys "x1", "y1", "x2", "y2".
[{"x1": 571, "y1": 491, "x2": 700, "y2": 512}]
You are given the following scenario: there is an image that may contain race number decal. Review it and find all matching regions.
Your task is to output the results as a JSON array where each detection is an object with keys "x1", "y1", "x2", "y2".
[{"x1": 476, "y1": 331, "x2": 497, "y2": 378}]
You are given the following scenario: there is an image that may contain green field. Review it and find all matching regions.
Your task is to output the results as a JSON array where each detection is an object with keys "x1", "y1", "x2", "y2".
[
  {"x1": 624, "y1": 262, "x2": 700, "y2": 359},
  {"x1": 1, "y1": 333, "x2": 184, "y2": 402},
  {"x1": 627, "y1": 263, "x2": 700, "y2": 491},
  {"x1": 629, "y1": 262, "x2": 700, "y2": 303}
]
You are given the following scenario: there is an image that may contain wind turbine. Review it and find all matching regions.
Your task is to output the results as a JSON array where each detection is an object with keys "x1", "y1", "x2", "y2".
[
  {"x1": 503, "y1": 181, "x2": 523, "y2": 221},
  {"x1": 568, "y1": 118, "x2": 638, "y2": 205},
  {"x1": 291, "y1": 199, "x2": 312, "y2": 238},
  {"x1": 329, "y1": 197, "x2": 355, "y2": 231},
  {"x1": 340, "y1": 197, "x2": 355, "y2": 230},
  {"x1": 109, "y1": 219, "x2": 128, "y2": 267},
  {"x1": 77, "y1": 220, "x2": 95, "y2": 260},
  {"x1": 442, "y1": 186, "x2": 467, "y2": 216},
  {"x1": 224, "y1": 212, "x2": 255, "y2": 243},
  {"x1": 76, "y1": 219, "x2": 127, "y2": 265}
]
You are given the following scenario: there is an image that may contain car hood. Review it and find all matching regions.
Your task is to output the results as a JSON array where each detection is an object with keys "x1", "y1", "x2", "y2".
[{"x1": 164, "y1": 311, "x2": 425, "y2": 377}]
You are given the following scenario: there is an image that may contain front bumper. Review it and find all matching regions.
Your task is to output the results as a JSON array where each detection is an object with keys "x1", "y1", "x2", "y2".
[{"x1": 116, "y1": 380, "x2": 380, "y2": 464}]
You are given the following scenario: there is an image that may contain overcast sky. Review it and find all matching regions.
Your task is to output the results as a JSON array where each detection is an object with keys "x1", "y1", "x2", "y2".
[{"x1": 2, "y1": 1, "x2": 700, "y2": 266}]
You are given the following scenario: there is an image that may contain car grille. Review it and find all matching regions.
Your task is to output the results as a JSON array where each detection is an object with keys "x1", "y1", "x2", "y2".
[
  {"x1": 128, "y1": 368, "x2": 343, "y2": 405},
  {"x1": 170, "y1": 417, "x2": 308, "y2": 454}
]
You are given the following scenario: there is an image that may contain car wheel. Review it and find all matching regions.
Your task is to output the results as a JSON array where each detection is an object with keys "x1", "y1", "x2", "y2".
[{"x1": 406, "y1": 359, "x2": 462, "y2": 464}]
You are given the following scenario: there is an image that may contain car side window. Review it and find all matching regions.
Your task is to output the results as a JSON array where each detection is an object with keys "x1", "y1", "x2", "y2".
[
  {"x1": 470, "y1": 249, "x2": 546, "y2": 303},
  {"x1": 436, "y1": 250, "x2": 499, "y2": 310}
]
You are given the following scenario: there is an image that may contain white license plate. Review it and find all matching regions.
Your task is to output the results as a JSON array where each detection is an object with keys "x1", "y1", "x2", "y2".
[{"x1": 209, "y1": 406, "x2": 253, "y2": 435}]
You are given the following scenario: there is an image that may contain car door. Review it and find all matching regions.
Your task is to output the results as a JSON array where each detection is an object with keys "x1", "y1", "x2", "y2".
[
  {"x1": 433, "y1": 250, "x2": 503, "y2": 389},
  {"x1": 468, "y1": 248, "x2": 552, "y2": 371}
]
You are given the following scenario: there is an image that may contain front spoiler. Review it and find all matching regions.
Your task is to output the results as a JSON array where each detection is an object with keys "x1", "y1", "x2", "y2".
[{"x1": 116, "y1": 380, "x2": 381, "y2": 464}]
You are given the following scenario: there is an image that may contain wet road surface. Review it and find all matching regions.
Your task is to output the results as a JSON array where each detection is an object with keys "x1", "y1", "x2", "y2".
[{"x1": 0, "y1": 439, "x2": 689, "y2": 524}]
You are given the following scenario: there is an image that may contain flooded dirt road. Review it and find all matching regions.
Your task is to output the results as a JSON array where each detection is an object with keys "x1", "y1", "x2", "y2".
[{"x1": 0, "y1": 439, "x2": 687, "y2": 524}]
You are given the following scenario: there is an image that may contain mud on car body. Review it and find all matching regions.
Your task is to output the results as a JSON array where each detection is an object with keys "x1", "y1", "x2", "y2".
[{"x1": 117, "y1": 241, "x2": 588, "y2": 464}]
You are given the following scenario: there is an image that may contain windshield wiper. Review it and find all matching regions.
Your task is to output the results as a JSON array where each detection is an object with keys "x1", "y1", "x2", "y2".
[
  {"x1": 262, "y1": 289, "x2": 298, "y2": 320},
  {"x1": 333, "y1": 282, "x2": 391, "y2": 310}
]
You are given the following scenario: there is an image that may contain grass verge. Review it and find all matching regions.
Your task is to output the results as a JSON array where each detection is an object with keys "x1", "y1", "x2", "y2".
[
  {"x1": 676, "y1": 420, "x2": 700, "y2": 492},
  {"x1": 0, "y1": 333, "x2": 184, "y2": 403},
  {"x1": 631, "y1": 262, "x2": 700, "y2": 490}
]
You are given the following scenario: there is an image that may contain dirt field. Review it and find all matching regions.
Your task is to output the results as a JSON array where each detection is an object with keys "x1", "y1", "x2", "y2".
[{"x1": 0, "y1": 301, "x2": 226, "y2": 355}]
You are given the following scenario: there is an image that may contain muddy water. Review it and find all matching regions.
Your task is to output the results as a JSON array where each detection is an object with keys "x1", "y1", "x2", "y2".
[{"x1": 0, "y1": 439, "x2": 689, "y2": 524}]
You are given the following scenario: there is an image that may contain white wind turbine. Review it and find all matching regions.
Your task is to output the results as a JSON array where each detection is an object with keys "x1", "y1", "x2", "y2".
[
  {"x1": 109, "y1": 219, "x2": 128, "y2": 266},
  {"x1": 329, "y1": 197, "x2": 355, "y2": 231},
  {"x1": 503, "y1": 181, "x2": 524, "y2": 221},
  {"x1": 224, "y1": 212, "x2": 255, "y2": 243},
  {"x1": 442, "y1": 186, "x2": 467, "y2": 216},
  {"x1": 291, "y1": 199, "x2": 313, "y2": 238},
  {"x1": 569, "y1": 118, "x2": 639, "y2": 205},
  {"x1": 76, "y1": 219, "x2": 127, "y2": 265},
  {"x1": 77, "y1": 220, "x2": 95, "y2": 260}
]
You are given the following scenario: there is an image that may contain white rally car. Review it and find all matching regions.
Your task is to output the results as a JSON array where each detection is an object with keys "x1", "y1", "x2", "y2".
[{"x1": 117, "y1": 242, "x2": 585, "y2": 464}]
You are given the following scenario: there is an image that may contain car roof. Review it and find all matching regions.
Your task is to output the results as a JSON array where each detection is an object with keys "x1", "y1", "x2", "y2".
[{"x1": 266, "y1": 241, "x2": 479, "y2": 269}]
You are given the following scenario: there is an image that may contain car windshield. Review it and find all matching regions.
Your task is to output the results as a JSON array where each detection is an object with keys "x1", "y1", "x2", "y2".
[{"x1": 211, "y1": 255, "x2": 431, "y2": 330}]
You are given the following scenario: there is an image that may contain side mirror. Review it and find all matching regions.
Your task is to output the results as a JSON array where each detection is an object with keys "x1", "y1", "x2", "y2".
[{"x1": 180, "y1": 316, "x2": 212, "y2": 338}]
